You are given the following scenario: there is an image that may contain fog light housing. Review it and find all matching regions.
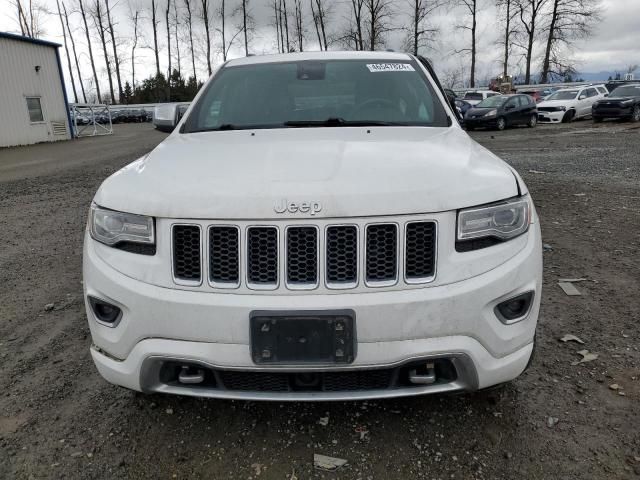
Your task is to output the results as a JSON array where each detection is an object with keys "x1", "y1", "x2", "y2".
[
  {"x1": 88, "y1": 296, "x2": 122, "y2": 327},
  {"x1": 494, "y1": 291, "x2": 534, "y2": 324}
]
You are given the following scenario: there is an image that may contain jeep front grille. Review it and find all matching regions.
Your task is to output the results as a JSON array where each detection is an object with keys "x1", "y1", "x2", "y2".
[
  {"x1": 172, "y1": 225, "x2": 202, "y2": 283},
  {"x1": 405, "y1": 222, "x2": 436, "y2": 281},
  {"x1": 247, "y1": 227, "x2": 279, "y2": 287},
  {"x1": 286, "y1": 226, "x2": 319, "y2": 286},
  {"x1": 209, "y1": 226, "x2": 240, "y2": 286},
  {"x1": 171, "y1": 220, "x2": 436, "y2": 290},
  {"x1": 326, "y1": 225, "x2": 358, "y2": 287}
]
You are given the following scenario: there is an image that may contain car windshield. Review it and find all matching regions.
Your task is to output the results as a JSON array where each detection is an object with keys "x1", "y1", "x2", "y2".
[
  {"x1": 476, "y1": 96, "x2": 507, "y2": 108},
  {"x1": 463, "y1": 92, "x2": 483, "y2": 100},
  {"x1": 548, "y1": 90, "x2": 579, "y2": 101},
  {"x1": 611, "y1": 85, "x2": 640, "y2": 97},
  {"x1": 183, "y1": 59, "x2": 449, "y2": 132}
]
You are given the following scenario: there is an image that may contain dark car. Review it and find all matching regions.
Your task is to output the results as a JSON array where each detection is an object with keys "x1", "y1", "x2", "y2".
[
  {"x1": 455, "y1": 99, "x2": 473, "y2": 117},
  {"x1": 592, "y1": 84, "x2": 640, "y2": 122},
  {"x1": 464, "y1": 94, "x2": 538, "y2": 131}
]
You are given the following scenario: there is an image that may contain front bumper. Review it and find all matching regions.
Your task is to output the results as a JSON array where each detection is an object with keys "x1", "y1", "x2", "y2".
[
  {"x1": 464, "y1": 117, "x2": 498, "y2": 129},
  {"x1": 592, "y1": 106, "x2": 633, "y2": 119},
  {"x1": 84, "y1": 225, "x2": 542, "y2": 400},
  {"x1": 537, "y1": 110, "x2": 565, "y2": 123}
]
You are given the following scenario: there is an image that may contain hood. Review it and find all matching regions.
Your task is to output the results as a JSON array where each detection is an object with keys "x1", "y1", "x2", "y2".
[
  {"x1": 538, "y1": 99, "x2": 575, "y2": 108},
  {"x1": 596, "y1": 96, "x2": 636, "y2": 103},
  {"x1": 94, "y1": 127, "x2": 519, "y2": 219},
  {"x1": 466, "y1": 107, "x2": 497, "y2": 116}
]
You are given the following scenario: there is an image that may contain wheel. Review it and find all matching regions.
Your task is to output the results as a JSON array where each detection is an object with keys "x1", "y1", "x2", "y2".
[
  {"x1": 527, "y1": 114, "x2": 537, "y2": 128},
  {"x1": 562, "y1": 110, "x2": 575, "y2": 123},
  {"x1": 496, "y1": 117, "x2": 506, "y2": 131},
  {"x1": 631, "y1": 106, "x2": 640, "y2": 123}
]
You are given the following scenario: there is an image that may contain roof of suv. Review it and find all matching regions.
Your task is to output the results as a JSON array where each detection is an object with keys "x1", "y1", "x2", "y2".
[{"x1": 225, "y1": 51, "x2": 414, "y2": 67}]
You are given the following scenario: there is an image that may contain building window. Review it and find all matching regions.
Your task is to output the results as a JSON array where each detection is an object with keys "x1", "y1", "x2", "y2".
[{"x1": 26, "y1": 97, "x2": 44, "y2": 123}]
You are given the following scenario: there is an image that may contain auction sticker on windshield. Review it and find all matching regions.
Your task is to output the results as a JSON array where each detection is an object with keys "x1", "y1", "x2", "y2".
[{"x1": 366, "y1": 63, "x2": 415, "y2": 73}]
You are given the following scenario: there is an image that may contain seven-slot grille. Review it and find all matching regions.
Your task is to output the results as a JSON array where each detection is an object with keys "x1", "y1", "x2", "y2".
[{"x1": 172, "y1": 221, "x2": 436, "y2": 289}]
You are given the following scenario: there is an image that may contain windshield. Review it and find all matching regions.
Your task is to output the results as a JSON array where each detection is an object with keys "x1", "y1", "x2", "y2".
[
  {"x1": 463, "y1": 92, "x2": 483, "y2": 100},
  {"x1": 610, "y1": 85, "x2": 640, "y2": 97},
  {"x1": 476, "y1": 96, "x2": 507, "y2": 108},
  {"x1": 183, "y1": 59, "x2": 449, "y2": 132},
  {"x1": 548, "y1": 90, "x2": 579, "y2": 101}
]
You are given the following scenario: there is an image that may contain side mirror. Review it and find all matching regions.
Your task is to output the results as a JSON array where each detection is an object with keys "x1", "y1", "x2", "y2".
[{"x1": 604, "y1": 93, "x2": 609, "y2": 97}]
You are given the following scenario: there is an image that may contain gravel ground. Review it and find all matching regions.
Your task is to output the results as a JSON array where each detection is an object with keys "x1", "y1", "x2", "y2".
[{"x1": 0, "y1": 121, "x2": 638, "y2": 479}]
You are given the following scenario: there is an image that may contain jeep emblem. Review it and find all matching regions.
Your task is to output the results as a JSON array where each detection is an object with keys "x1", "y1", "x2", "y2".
[{"x1": 274, "y1": 199, "x2": 322, "y2": 216}]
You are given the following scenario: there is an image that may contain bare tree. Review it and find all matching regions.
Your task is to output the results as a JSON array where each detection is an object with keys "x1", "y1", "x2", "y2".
[
  {"x1": 281, "y1": 0, "x2": 291, "y2": 52},
  {"x1": 309, "y1": 0, "x2": 328, "y2": 50},
  {"x1": 151, "y1": 0, "x2": 161, "y2": 76},
  {"x1": 496, "y1": 0, "x2": 519, "y2": 78},
  {"x1": 166, "y1": 0, "x2": 172, "y2": 82},
  {"x1": 240, "y1": 0, "x2": 252, "y2": 55},
  {"x1": 129, "y1": 4, "x2": 140, "y2": 87},
  {"x1": 92, "y1": 0, "x2": 116, "y2": 104},
  {"x1": 292, "y1": 0, "x2": 304, "y2": 51},
  {"x1": 517, "y1": 0, "x2": 548, "y2": 84},
  {"x1": 405, "y1": 0, "x2": 445, "y2": 55},
  {"x1": 540, "y1": 0, "x2": 600, "y2": 83},
  {"x1": 200, "y1": 0, "x2": 212, "y2": 75},
  {"x1": 56, "y1": 0, "x2": 78, "y2": 103},
  {"x1": 13, "y1": 0, "x2": 47, "y2": 38},
  {"x1": 184, "y1": 0, "x2": 197, "y2": 82},
  {"x1": 105, "y1": 0, "x2": 123, "y2": 100},
  {"x1": 363, "y1": 0, "x2": 394, "y2": 51},
  {"x1": 349, "y1": 0, "x2": 365, "y2": 50},
  {"x1": 62, "y1": 1, "x2": 87, "y2": 102},
  {"x1": 455, "y1": 0, "x2": 479, "y2": 88},
  {"x1": 173, "y1": 0, "x2": 182, "y2": 76},
  {"x1": 217, "y1": 0, "x2": 243, "y2": 60},
  {"x1": 78, "y1": 0, "x2": 102, "y2": 102}
]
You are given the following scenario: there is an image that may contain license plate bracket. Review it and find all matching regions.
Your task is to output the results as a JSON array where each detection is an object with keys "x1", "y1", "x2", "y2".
[{"x1": 250, "y1": 310, "x2": 356, "y2": 365}]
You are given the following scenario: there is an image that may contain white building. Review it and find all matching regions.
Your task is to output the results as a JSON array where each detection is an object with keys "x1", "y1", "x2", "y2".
[{"x1": 0, "y1": 32, "x2": 72, "y2": 147}]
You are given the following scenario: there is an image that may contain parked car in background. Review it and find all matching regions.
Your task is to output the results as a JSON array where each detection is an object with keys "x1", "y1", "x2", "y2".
[
  {"x1": 518, "y1": 88, "x2": 544, "y2": 103},
  {"x1": 536, "y1": 85, "x2": 608, "y2": 123},
  {"x1": 605, "y1": 79, "x2": 638, "y2": 94},
  {"x1": 462, "y1": 90, "x2": 501, "y2": 106},
  {"x1": 592, "y1": 84, "x2": 640, "y2": 122},
  {"x1": 455, "y1": 99, "x2": 473, "y2": 117},
  {"x1": 465, "y1": 94, "x2": 538, "y2": 131}
]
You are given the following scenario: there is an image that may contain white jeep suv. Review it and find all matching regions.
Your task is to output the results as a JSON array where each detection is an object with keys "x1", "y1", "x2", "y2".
[
  {"x1": 537, "y1": 84, "x2": 608, "y2": 123},
  {"x1": 84, "y1": 52, "x2": 542, "y2": 401}
]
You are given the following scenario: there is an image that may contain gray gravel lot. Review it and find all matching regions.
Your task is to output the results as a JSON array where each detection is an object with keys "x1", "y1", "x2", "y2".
[{"x1": 0, "y1": 121, "x2": 638, "y2": 479}]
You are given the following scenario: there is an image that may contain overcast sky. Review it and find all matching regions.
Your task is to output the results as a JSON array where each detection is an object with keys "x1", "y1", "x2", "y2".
[{"x1": 1, "y1": 0, "x2": 639, "y2": 100}]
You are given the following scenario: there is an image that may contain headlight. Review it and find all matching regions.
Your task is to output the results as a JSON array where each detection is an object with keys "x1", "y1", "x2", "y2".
[
  {"x1": 90, "y1": 204, "x2": 155, "y2": 247},
  {"x1": 484, "y1": 109, "x2": 497, "y2": 117},
  {"x1": 457, "y1": 196, "x2": 531, "y2": 242}
]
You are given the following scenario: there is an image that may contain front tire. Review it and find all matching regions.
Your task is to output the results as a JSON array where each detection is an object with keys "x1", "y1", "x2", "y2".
[
  {"x1": 496, "y1": 117, "x2": 506, "y2": 131},
  {"x1": 527, "y1": 114, "x2": 537, "y2": 128},
  {"x1": 562, "y1": 110, "x2": 575, "y2": 123},
  {"x1": 631, "y1": 106, "x2": 640, "y2": 123}
]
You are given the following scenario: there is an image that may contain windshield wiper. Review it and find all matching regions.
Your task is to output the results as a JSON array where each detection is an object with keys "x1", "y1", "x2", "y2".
[{"x1": 283, "y1": 118, "x2": 402, "y2": 127}]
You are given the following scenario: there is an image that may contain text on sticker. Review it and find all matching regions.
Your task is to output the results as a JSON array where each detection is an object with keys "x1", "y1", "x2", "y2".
[{"x1": 366, "y1": 63, "x2": 416, "y2": 73}]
